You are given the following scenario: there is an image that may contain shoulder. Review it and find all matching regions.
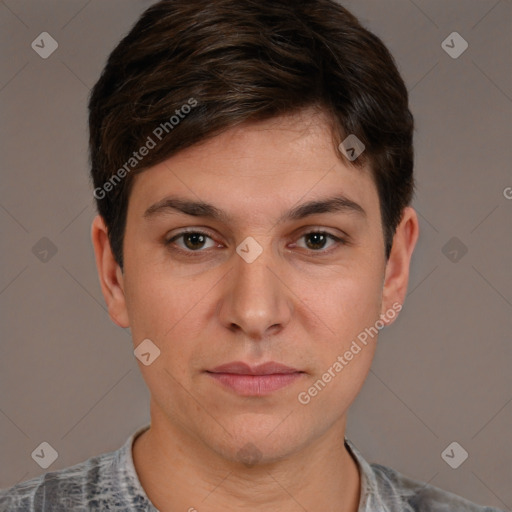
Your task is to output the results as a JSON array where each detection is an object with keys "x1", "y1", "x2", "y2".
[
  {"x1": 0, "y1": 449, "x2": 122, "y2": 511},
  {"x1": 370, "y1": 462, "x2": 504, "y2": 512}
]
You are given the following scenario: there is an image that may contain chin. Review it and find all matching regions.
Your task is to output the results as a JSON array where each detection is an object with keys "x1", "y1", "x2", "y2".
[{"x1": 204, "y1": 419, "x2": 311, "y2": 466}]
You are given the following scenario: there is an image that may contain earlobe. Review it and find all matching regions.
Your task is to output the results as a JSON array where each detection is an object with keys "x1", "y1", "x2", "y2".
[
  {"x1": 91, "y1": 215, "x2": 130, "y2": 328},
  {"x1": 380, "y1": 207, "x2": 419, "y2": 325}
]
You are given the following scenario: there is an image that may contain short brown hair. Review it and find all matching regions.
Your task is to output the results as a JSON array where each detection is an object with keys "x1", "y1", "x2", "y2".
[{"x1": 88, "y1": 0, "x2": 414, "y2": 270}]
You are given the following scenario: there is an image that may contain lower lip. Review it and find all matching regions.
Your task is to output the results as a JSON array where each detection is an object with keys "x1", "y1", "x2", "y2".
[{"x1": 207, "y1": 372, "x2": 303, "y2": 396}]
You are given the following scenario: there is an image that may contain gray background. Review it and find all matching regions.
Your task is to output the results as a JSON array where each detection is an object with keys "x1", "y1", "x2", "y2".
[{"x1": 1, "y1": 0, "x2": 511, "y2": 509}]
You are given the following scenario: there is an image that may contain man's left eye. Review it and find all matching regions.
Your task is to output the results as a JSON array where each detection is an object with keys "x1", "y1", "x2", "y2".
[{"x1": 295, "y1": 231, "x2": 345, "y2": 251}]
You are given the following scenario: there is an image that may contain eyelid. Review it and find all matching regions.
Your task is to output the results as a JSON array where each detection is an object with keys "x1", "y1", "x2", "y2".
[{"x1": 293, "y1": 226, "x2": 350, "y2": 242}]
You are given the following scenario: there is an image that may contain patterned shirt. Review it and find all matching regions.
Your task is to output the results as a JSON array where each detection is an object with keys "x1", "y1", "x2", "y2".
[{"x1": 0, "y1": 424, "x2": 504, "y2": 511}]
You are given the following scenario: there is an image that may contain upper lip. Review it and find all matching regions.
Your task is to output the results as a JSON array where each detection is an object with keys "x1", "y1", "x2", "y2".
[{"x1": 208, "y1": 361, "x2": 302, "y2": 375}]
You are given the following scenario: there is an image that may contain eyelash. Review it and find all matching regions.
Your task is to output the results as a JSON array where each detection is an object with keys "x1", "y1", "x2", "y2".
[{"x1": 164, "y1": 229, "x2": 347, "y2": 257}]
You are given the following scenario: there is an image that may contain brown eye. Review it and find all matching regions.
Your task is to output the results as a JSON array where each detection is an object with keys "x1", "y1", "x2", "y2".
[
  {"x1": 304, "y1": 232, "x2": 329, "y2": 250},
  {"x1": 182, "y1": 233, "x2": 208, "y2": 250},
  {"x1": 165, "y1": 230, "x2": 217, "y2": 253},
  {"x1": 296, "y1": 231, "x2": 345, "y2": 252}
]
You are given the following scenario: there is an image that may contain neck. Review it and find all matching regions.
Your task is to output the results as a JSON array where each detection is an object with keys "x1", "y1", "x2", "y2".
[{"x1": 133, "y1": 410, "x2": 361, "y2": 512}]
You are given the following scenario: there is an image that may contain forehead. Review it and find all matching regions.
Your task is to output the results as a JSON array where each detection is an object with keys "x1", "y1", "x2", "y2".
[{"x1": 127, "y1": 110, "x2": 379, "y2": 226}]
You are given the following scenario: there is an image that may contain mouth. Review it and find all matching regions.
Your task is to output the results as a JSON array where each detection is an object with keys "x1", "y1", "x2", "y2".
[{"x1": 205, "y1": 361, "x2": 305, "y2": 396}]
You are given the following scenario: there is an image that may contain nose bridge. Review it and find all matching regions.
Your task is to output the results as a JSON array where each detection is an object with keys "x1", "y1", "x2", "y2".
[{"x1": 219, "y1": 236, "x2": 290, "y2": 337}]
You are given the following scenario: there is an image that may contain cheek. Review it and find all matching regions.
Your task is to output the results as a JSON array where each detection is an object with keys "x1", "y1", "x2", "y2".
[
  {"x1": 123, "y1": 273, "x2": 206, "y2": 402},
  {"x1": 295, "y1": 275, "x2": 383, "y2": 414},
  {"x1": 122, "y1": 266, "x2": 195, "y2": 342},
  {"x1": 298, "y1": 266, "x2": 384, "y2": 346}
]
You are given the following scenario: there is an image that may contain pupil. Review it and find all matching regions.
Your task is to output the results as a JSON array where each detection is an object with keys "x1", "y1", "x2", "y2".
[
  {"x1": 185, "y1": 233, "x2": 205, "y2": 250},
  {"x1": 306, "y1": 233, "x2": 325, "y2": 250}
]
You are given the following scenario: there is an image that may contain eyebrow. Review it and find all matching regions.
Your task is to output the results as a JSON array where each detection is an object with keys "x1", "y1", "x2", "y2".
[{"x1": 143, "y1": 194, "x2": 366, "y2": 224}]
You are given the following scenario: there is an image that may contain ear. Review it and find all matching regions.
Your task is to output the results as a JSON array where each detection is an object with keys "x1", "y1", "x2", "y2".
[
  {"x1": 380, "y1": 207, "x2": 419, "y2": 325},
  {"x1": 91, "y1": 215, "x2": 130, "y2": 328}
]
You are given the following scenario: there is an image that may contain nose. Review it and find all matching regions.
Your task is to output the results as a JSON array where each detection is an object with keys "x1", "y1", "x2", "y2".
[{"x1": 217, "y1": 240, "x2": 292, "y2": 339}]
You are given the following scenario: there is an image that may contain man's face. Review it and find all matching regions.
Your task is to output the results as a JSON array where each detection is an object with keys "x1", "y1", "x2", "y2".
[{"x1": 109, "y1": 110, "x2": 402, "y2": 463}]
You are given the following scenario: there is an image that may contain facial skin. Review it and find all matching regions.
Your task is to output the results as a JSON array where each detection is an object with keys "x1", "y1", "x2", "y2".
[{"x1": 92, "y1": 108, "x2": 419, "y2": 512}]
